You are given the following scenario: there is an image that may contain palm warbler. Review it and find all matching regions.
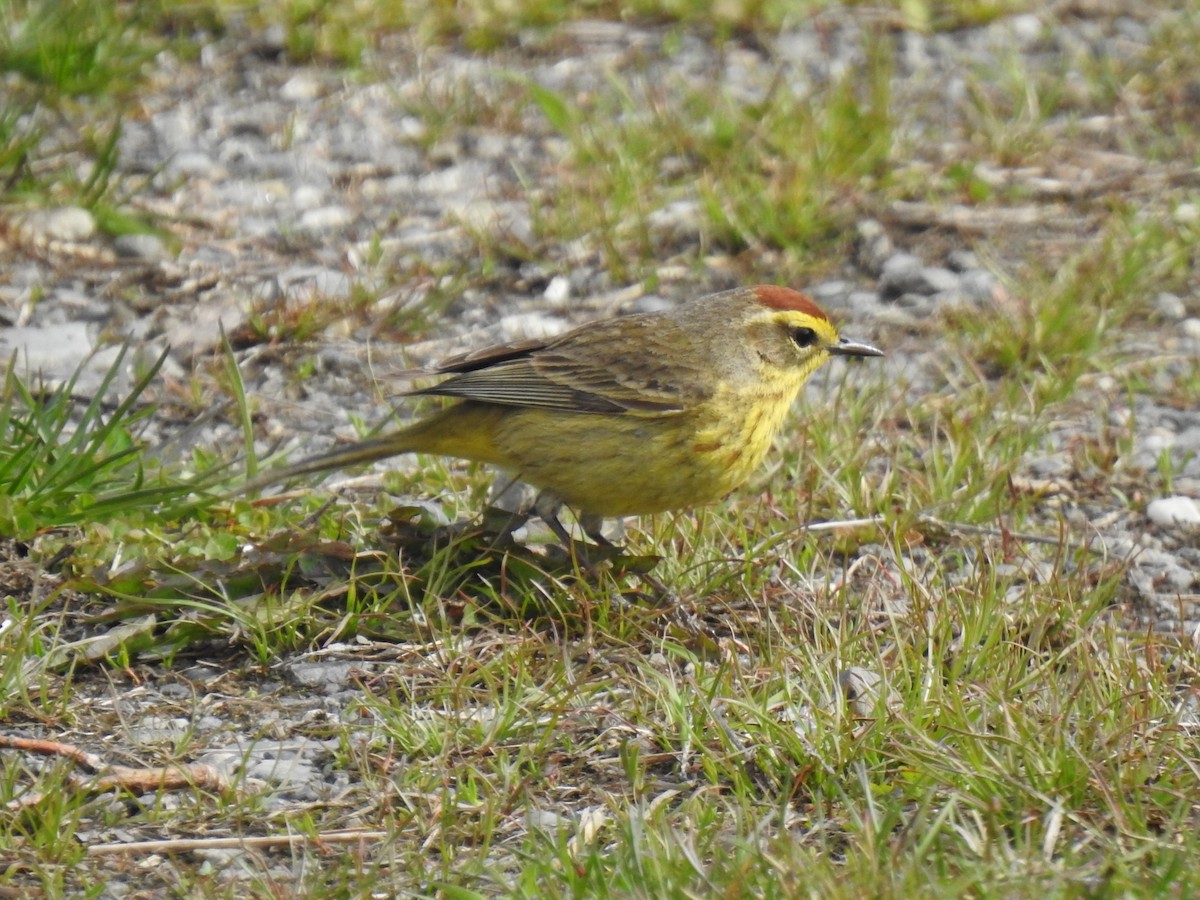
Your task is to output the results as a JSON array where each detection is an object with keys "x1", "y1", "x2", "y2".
[{"x1": 245, "y1": 285, "x2": 882, "y2": 541}]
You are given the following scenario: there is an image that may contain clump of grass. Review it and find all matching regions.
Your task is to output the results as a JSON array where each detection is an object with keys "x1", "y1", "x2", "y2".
[
  {"x1": 0, "y1": 0, "x2": 169, "y2": 230},
  {"x1": 964, "y1": 210, "x2": 1192, "y2": 394},
  {"x1": 526, "y1": 33, "x2": 894, "y2": 281},
  {"x1": 0, "y1": 0, "x2": 159, "y2": 96},
  {"x1": 0, "y1": 345, "x2": 202, "y2": 539}
]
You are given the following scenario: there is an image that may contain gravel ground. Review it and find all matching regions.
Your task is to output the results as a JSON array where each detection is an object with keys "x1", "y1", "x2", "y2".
[{"x1": 2, "y1": 4, "x2": 1199, "y2": 891}]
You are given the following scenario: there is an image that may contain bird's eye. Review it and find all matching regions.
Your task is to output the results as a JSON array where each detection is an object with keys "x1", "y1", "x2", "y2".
[{"x1": 790, "y1": 326, "x2": 818, "y2": 348}]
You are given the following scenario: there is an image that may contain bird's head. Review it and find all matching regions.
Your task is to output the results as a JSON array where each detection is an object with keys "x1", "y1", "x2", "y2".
[{"x1": 737, "y1": 285, "x2": 883, "y2": 385}]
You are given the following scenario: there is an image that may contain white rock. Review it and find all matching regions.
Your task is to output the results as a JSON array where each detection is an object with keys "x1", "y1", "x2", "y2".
[
  {"x1": 1155, "y1": 292, "x2": 1186, "y2": 320},
  {"x1": 19, "y1": 207, "x2": 96, "y2": 242},
  {"x1": 279, "y1": 73, "x2": 322, "y2": 101},
  {"x1": 166, "y1": 150, "x2": 222, "y2": 178},
  {"x1": 647, "y1": 199, "x2": 702, "y2": 244},
  {"x1": 1147, "y1": 496, "x2": 1200, "y2": 526},
  {"x1": 1008, "y1": 14, "x2": 1044, "y2": 44},
  {"x1": 398, "y1": 116, "x2": 427, "y2": 142},
  {"x1": 0, "y1": 322, "x2": 93, "y2": 374},
  {"x1": 1174, "y1": 202, "x2": 1200, "y2": 224},
  {"x1": 291, "y1": 184, "x2": 325, "y2": 209},
  {"x1": 543, "y1": 275, "x2": 570, "y2": 305},
  {"x1": 298, "y1": 205, "x2": 353, "y2": 231},
  {"x1": 114, "y1": 233, "x2": 170, "y2": 260}
]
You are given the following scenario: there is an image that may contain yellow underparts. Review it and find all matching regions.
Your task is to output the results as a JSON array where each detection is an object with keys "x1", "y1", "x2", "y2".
[{"x1": 396, "y1": 366, "x2": 814, "y2": 517}]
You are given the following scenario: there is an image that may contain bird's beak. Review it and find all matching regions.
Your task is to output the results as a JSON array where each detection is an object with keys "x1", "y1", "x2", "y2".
[{"x1": 829, "y1": 337, "x2": 884, "y2": 358}]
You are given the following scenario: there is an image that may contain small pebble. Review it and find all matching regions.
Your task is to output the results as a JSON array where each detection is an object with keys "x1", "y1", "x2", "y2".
[
  {"x1": 19, "y1": 207, "x2": 96, "y2": 242},
  {"x1": 647, "y1": 200, "x2": 703, "y2": 245},
  {"x1": 1173, "y1": 202, "x2": 1199, "y2": 224},
  {"x1": 1007, "y1": 13, "x2": 1044, "y2": 45},
  {"x1": 280, "y1": 266, "x2": 353, "y2": 301},
  {"x1": 880, "y1": 251, "x2": 920, "y2": 276},
  {"x1": 166, "y1": 150, "x2": 222, "y2": 179},
  {"x1": 889, "y1": 264, "x2": 960, "y2": 297},
  {"x1": 543, "y1": 275, "x2": 571, "y2": 305},
  {"x1": 1155, "y1": 292, "x2": 1186, "y2": 320},
  {"x1": 254, "y1": 24, "x2": 288, "y2": 56},
  {"x1": 114, "y1": 233, "x2": 170, "y2": 261},
  {"x1": 880, "y1": 254, "x2": 963, "y2": 300},
  {"x1": 0, "y1": 322, "x2": 94, "y2": 375},
  {"x1": 1147, "y1": 496, "x2": 1200, "y2": 527},
  {"x1": 844, "y1": 290, "x2": 881, "y2": 316},
  {"x1": 298, "y1": 205, "x2": 354, "y2": 231},
  {"x1": 854, "y1": 219, "x2": 894, "y2": 276},
  {"x1": 959, "y1": 269, "x2": 999, "y2": 304},
  {"x1": 286, "y1": 661, "x2": 360, "y2": 690},
  {"x1": 811, "y1": 280, "x2": 851, "y2": 302},
  {"x1": 946, "y1": 249, "x2": 980, "y2": 272},
  {"x1": 127, "y1": 716, "x2": 191, "y2": 745},
  {"x1": 280, "y1": 73, "x2": 323, "y2": 101},
  {"x1": 630, "y1": 293, "x2": 673, "y2": 314},
  {"x1": 291, "y1": 185, "x2": 325, "y2": 209},
  {"x1": 838, "y1": 667, "x2": 900, "y2": 717}
]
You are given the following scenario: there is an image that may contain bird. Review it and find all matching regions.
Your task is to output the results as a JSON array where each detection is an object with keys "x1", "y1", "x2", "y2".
[{"x1": 242, "y1": 284, "x2": 882, "y2": 545}]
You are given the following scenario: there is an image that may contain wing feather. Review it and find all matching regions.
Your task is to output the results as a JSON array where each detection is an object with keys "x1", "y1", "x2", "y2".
[{"x1": 412, "y1": 314, "x2": 710, "y2": 415}]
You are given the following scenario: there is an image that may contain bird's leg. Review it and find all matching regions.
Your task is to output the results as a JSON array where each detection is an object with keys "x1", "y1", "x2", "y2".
[
  {"x1": 481, "y1": 473, "x2": 541, "y2": 546},
  {"x1": 578, "y1": 511, "x2": 616, "y2": 548},
  {"x1": 533, "y1": 490, "x2": 578, "y2": 549},
  {"x1": 533, "y1": 492, "x2": 618, "y2": 553},
  {"x1": 534, "y1": 493, "x2": 643, "y2": 578},
  {"x1": 480, "y1": 504, "x2": 532, "y2": 546}
]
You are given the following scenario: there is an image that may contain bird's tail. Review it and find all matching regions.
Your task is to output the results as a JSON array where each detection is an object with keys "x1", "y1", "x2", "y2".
[
  {"x1": 235, "y1": 403, "x2": 509, "y2": 497},
  {"x1": 238, "y1": 430, "x2": 420, "y2": 496}
]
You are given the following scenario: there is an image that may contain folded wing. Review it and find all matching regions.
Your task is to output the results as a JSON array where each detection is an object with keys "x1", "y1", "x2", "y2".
[{"x1": 413, "y1": 314, "x2": 710, "y2": 415}]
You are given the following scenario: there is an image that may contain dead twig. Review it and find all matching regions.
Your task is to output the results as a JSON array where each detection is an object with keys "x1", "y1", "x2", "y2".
[
  {"x1": 0, "y1": 733, "x2": 230, "y2": 810},
  {"x1": 86, "y1": 830, "x2": 391, "y2": 856}
]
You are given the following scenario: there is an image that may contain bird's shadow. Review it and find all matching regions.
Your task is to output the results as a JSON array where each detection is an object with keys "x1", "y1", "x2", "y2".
[{"x1": 383, "y1": 502, "x2": 663, "y2": 578}]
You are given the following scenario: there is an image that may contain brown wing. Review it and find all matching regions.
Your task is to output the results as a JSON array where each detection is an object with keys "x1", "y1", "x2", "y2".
[
  {"x1": 429, "y1": 337, "x2": 551, "y2": 373},
  {"x1": 412, "y1": 314, "x2": 710, "y2": 415}
]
